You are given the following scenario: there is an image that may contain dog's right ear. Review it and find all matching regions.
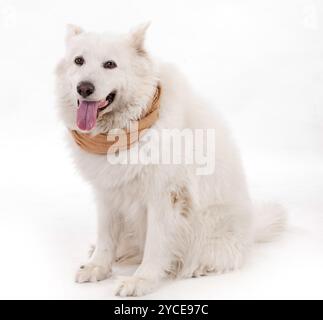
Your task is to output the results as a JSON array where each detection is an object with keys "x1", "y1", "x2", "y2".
[{"x1": 66, "y1": 24, "x2": 84, "y2": 44}]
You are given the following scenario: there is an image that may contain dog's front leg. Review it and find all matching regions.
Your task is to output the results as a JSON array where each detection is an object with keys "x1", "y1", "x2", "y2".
[
  {"x1": 115, "y1": 196, "x2": 179, "y2": 297},
  {"x1": 75, "y1": 192, "x2": 120, "y2": 283}
]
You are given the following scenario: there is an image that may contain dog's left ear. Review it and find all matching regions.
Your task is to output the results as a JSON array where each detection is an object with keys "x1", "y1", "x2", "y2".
[{"x1": 128, "y1": 22, "x2": 151, "y2": 55}]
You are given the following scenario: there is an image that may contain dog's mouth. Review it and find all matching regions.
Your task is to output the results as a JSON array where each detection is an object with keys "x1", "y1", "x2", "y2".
[{"x1": 76, "y1": 91, "x2": 116, "y2": 131}]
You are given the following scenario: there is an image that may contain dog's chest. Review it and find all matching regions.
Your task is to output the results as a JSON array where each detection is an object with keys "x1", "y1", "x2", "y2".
[{"x1": 70, "y1": 142, "x2": 149, "y2": 190}]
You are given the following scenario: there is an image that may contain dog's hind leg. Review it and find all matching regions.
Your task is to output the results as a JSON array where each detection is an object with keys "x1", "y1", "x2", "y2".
[
  {"x1": 115, "y1": 235, "x2": 142, "y2": 265},
  {"x1": 182, "y1": 204, "x2": 253, "y2": 278}
]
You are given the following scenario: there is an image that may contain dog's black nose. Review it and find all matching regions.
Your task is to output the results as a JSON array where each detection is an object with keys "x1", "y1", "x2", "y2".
[{"x1": 77, "y1": 81, "x2": 95, "y2": 98}]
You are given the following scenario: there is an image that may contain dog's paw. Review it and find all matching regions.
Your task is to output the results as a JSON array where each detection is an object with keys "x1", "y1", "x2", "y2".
[
  {"x1": 115, "y1": 276, "x2": 157, "y2": 297},
  {"x1": 75, "y1": 264, "x2": 111, "y2": 283}
]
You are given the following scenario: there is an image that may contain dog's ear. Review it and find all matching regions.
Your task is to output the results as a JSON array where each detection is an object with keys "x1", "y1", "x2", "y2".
[
  {"x1": 128, "y1": 22, "x2": 150, "y2": 55},
  {"x1": 66, "y1": 24, "x2": 84, "y2": 43}
]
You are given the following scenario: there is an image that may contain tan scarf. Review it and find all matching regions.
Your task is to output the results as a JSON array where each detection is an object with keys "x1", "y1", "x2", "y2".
[{"x1": 70, "y1": 86, "x2": 161, "y2": 155}]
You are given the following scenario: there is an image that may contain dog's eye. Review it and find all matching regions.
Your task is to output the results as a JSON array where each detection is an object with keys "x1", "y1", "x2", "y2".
[
  {"x1": 74, "y1": 56, "x2": 85, "y2": 66},
  {"x1": 103, "y1": 60, "x2": 117, "y2": 69}
]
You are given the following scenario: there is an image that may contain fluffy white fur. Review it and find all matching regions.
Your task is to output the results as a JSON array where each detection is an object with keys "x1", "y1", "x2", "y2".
[{"x1": 55, "y1": 24, "x2": 287, "y2": 297}]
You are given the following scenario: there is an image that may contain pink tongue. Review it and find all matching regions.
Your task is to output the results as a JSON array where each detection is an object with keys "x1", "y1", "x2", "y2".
[{"x1": 76, "y1": 101, "x2": 101, "y2": 131}]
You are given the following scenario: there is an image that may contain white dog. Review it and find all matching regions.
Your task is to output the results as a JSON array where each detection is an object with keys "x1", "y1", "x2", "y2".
[{"x1": 55, "y1": 23, "x2": 286, "y2": 297}]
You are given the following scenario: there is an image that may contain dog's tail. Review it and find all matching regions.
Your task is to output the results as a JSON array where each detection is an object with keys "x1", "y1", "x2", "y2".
[{"x1": 253, "y1": 203, "x2": 287, "y2": 243}]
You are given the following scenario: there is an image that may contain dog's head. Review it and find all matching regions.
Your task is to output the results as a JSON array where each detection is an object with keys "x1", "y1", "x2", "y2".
[{"x1": 55, "y1": 23, "x2": 157, "y2": 133}]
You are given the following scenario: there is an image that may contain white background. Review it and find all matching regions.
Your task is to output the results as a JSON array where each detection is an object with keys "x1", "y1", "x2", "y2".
[{"x1": 0, "y1": 0, "x2": 322, "y2": 299}]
